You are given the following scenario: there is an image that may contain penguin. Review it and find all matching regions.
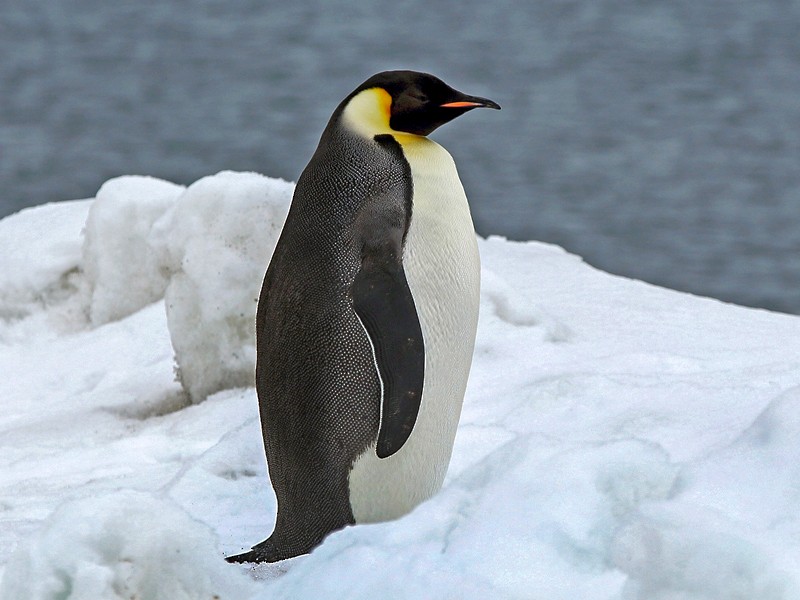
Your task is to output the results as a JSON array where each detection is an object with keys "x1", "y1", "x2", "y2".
[{"x1": 227, "y1": 70, "x2": 499, "y2": 563}]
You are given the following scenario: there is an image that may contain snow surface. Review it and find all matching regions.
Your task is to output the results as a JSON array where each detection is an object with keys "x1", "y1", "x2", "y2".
[{"x1": 1, "y1": 172, "x2": 799, "y2": 599}]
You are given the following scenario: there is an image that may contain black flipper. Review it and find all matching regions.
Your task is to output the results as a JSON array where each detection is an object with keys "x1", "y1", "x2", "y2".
[
  {"x1": 352, "y1": 252, "x2": 424, "y2": 459},
  {"x1": 347, "y1": 132, "x2": 424, "y2": 459}
]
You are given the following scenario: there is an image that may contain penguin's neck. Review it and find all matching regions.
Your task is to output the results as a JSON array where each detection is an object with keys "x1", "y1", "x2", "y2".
[{"x1": 342, "y1": 88, "x2": 428, "y2": 148}]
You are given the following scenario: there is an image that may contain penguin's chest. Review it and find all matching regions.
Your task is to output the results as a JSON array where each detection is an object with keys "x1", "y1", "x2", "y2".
[
  {"x1": 401, "y1": 139, "x2": 481, "y2": 354},
  {"x1": 347, "y1": 138, "x2": 480, "y2": 522},
  {"x1": 401, "y1": 140, "x2": 481, "y2": 395}
]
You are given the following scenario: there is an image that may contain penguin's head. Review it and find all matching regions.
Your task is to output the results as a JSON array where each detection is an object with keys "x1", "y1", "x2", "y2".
[{"x1": 341, "y1": 70, "x2": 500, "y2": 138}]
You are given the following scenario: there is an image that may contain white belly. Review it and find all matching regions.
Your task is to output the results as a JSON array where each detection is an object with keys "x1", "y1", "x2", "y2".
[{"x1": 348, "y1": 137, "x2": 481, "y2": 523}]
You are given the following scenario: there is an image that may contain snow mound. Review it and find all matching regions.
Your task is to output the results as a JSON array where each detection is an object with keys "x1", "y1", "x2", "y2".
[
  {"x1": 0, "y1": 199, "x2": 90, "y2": 321},
  {"x1": 610, "y1": 386, "x2": 800, "y2": 599},
  {"x1": 0, "y1": 491, "x2": 255, "y2": 600},
  {"x1": 155, "y1": 171, "x2": 292, "y2": 401},
  {"x1": 83, "y1": 175, "x2": 184, "y2": 326},
  {"x1": 78, "y1": 171, "x2": 293, "y2": 401}
]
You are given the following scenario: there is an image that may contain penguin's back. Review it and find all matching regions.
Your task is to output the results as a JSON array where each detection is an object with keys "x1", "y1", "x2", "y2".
[{"x1": 255, "y1": 121, "x2": 412, "y2": 545}]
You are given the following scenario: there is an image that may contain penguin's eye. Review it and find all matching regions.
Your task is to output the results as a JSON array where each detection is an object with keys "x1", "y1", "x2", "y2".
[
  {"x1": 393, "y1": 90, "x2": 429, "y2": 116},
  {"x1": 407, "y1": 91, "x2": 428, "y2": 105}
]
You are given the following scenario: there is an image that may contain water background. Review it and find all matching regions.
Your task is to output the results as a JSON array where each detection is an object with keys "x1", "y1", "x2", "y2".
[{"x1": 2, "y1": 1, "x2": 798, "y2": 313}]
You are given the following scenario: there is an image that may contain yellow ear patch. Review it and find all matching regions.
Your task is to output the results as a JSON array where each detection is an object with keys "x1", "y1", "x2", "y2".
[{"x1": 342, "y1": 87, "x2": 394, "y2": 138}]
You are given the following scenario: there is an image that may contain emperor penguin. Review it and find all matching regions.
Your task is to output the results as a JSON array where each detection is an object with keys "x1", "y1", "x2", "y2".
[{"x1": 227, "y1": 70, "x2": 500, "y2": 563}]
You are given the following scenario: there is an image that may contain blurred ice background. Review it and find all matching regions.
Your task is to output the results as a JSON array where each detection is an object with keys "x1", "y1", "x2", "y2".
[{"x1": 1, "y1": 0, "x2": 798, "y2": 313}]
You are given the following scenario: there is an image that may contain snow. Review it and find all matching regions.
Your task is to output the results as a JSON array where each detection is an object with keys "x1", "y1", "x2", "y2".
[
  {"x1": 1, "y1": 172, "x2": 799, "y2": 599},
  {"x1": 0, "y1": 199, "x2": 90, "y2": 323}
]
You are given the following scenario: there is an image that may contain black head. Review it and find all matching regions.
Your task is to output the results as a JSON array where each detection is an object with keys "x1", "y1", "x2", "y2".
[{"x1": 350, "y1": 70, "x2": 500, "y2": 136}]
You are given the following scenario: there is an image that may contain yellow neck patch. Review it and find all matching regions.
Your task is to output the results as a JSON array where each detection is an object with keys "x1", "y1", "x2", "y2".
[
  {"x1": 342, "y1": 88, "x2": 392, "y2": 135},
  {"x1": 342, "y1": 87, "x2": 425, "y2": 146}
]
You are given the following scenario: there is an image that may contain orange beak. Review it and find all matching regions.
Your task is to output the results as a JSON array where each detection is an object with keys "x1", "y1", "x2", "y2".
[{"x1": 440, "y1": 101, "x2": 486, "y2": 108}]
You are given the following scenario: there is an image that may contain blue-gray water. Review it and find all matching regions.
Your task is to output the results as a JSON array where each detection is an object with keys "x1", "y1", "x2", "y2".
[{"x1": 2, "y1": 1, "x2": 798, "y2": 314}]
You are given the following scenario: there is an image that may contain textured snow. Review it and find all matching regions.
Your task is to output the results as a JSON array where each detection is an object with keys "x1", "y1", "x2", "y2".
[
  {"x1": 1, "y1": 491, "x2": 255, "y2": 600},
  {"x1": 1, "y1": 173, "x2": 799, "y2": 599}
]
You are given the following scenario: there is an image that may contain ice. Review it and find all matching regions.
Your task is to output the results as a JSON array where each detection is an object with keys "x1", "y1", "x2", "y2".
[{"x1": 1, "y1": 173, "x2": 799, "y2": 599}]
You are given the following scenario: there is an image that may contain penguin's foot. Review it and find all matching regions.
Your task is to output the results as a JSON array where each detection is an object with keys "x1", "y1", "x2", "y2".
[
  {"x1": 225, "y1": 548, "x2": 264, "y2": 564},
  {"x1": 225, "y1": 537, "x2": 301, "y2": 564}
]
